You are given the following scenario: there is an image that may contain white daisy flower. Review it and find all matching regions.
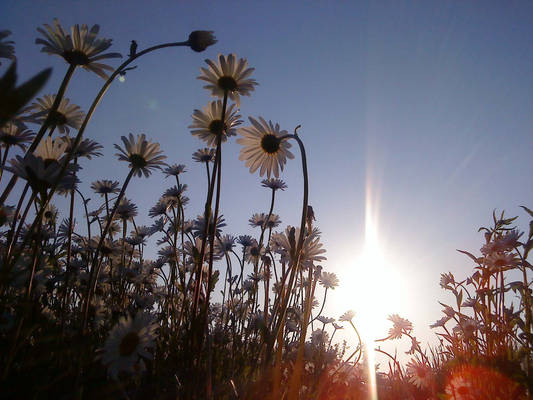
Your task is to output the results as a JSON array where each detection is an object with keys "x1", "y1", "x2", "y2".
[
  {"x1": 189, "y1": 100, "x2": 242, "y2": 147},
  {"x1": 25, "y1": 94, "x2": 85, "y2": 134},
  {"x1": 114, "y1": 133, "x2": 166, "y2": 177},
  {"x1": 36, "y1": 19, "x2": 121, "y2": 79},
  {"x1": 237, "y1": 117, "x2": 294, "y2": 178},
  {"x1": 197, "y1": 53, "x2": 257, "y2": 106},
  {"x1": 34, "y1": 136, "x2": 68, "y2": 161},
  {"x1": 388, "y1": 314, "x2": 412, "y2": 339},
  {"x1": 339, "y1": 310, "x2": 355, "y2": 322},
  {"x1": 406, "y1": 358, "x2": 432, "y2": 389},
  {"x1": 319, "y1": 272, "x2": 339, "y2": 290},
  {"x1": 99, "y1": 312, "x2": 157, "y2": 378}
]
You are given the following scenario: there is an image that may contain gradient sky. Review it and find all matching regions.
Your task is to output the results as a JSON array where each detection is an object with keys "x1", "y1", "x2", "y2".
[{"x1": 4, "y1": 1, "x2": 533, "y2": 356}]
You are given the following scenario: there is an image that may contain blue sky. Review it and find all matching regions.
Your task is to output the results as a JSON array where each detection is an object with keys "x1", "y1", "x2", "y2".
[{"x1": 4, "y1": 1, "x2": 533, "y2": 352}]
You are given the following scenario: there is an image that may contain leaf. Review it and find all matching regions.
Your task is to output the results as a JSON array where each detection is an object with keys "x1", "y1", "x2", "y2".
[
  {"x1": 457, "y1": 249, "x2": 481, "y2": 263},
  {"x1": 0, "y1": 62, "x2": 52, "y2": 127},
  {"x1": 456, "y1": 290, "x2": 463, "y2": 310},
  {"x1": 521, "y1": 205, "x2": 533, "y2": 218}
]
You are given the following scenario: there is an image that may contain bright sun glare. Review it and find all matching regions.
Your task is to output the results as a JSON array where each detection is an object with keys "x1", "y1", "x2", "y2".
[{"x1": 335, "y1": 179, "x2": 410, "y2": 394}]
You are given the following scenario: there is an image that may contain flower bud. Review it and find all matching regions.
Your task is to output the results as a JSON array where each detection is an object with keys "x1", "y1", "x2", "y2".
[{"x1": 188, "y1": 31, "x2": 217, "y2": 52}]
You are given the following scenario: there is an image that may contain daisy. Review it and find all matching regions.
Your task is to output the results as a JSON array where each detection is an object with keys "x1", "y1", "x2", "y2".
[
  {"x1": 163, "y1": 164, "x2": 186, "y2": 177},
  {"x1": 339, "y1": 310, "x2": 355, "y2": 322},
  {"x1": 237, "y1": 235, "x2": 254, "y2": 248},
  {"x1": 316, "y1": 316, "x2": 334, "y2": 325},
  {"x1": 114, "y1": 133, "x2": 166, "y2": 177},
  {"x1": 115, "y1": 197, "x2": 138, "y2": 221},
  {"x1": 429, "y1": 316, "x2": 451, "y2": 329},
  {"x1": 36, "y1": 19, "x2": 121, "y2": 79},
  {"x1": 0, "y1": 122, "x2": 35, "y2": 151},
  {"x1": 484, "y1": 252, "x2": 517, "y2": 272},
  {"x1": 388, "y1": 314, "x2": 412, "y2": 339},
  {"x1": 192, "y1": 148, "x2": 215, "y2": 163},
  {"x1": 248, "y1": 212, "x2": 280, "y2": 229},
  {"x1": 187, "y1": 31, "x2": 217, "y2": 52},
  {"x1": 406, "y1": 358, "x2": 432, "y2": 389},
  {"x1": 237, "y1": 117, "x2": 294, "y2": 178},
  {"x1": 25, "y1": 94, "x2": 85, "y2": 134},
  {"x1": 0, "y1": 30, "x2": 15, "y2": 64},
  {"x1": 198, "y1": 53, "x2": 257, "y2": 105},
  {"x1": 189, "y1": 100, "x2": 242, "y2": 147},
  {"x1": 270, "y1": 226, "x2": 326, "y2": 268},
  {"x1": 99, "y1": 312, "x2": 157, "y2": 378},
  {"x1": 61, "y1": 136, "x2": 102, "y2": 159},
  {"x1": 215, "y1": 234, "x2": 235, "y2": 255},
  {"x1": 192, "y1": 214, "x2": 226, "y2": 239},
  {"x1": 261, "y1": 178, "x2": 287, "y2": 191},
  {"x1": 319, "y1": 272, "x2": 339, "y2": 290},
  {"x1": 91, "y1": 179, "x2": 120, "y2": 195},
  {"x1": 34, "y1": 136, "x2": 68, "y2": 161}
]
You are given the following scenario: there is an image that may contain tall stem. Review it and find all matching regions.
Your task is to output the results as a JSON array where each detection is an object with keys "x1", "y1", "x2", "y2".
[{"x1": 81, "y1": 168, "x2": 135, "y2": 332}]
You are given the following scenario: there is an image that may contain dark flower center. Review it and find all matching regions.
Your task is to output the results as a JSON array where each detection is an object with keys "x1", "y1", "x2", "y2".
[
  {"x1": 129, "y1": 154, "x2": 147, "y2": 169},
  {"x1": 250, "y1": 246, "x2": 260, "y2": 257},
  {"x1": 260, "y1": 134, "x2": 281, "y2": 154},
  {"x1": 47, "y1": 110, "x2": 67, "y2": 127},
  {"x1": 119, "y1": 331, "x2": 140, "y2": 356},
  {"x1": 208, "y1": 119, "x2": 226, "y2": 135},
  {"x1": 217, "y1": 76, "x2": 238, "y2": 92},
  {"x1": 62, "y1": 50, "x2": 90, "y2": 66},
  {"x1": 44, "y1": 211, "x2": 54, "y2": 220}
]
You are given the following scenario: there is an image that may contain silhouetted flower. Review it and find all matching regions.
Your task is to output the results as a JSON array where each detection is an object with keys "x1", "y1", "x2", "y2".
[
  {"x1": 198, "y1": 54, "x2": 257, "y2": 106},
  {"x1": 115, "y1": 133, "x2": 166, "y2": 177},
  {"x1": 36, "y1": 19, "x2": 121, "y2": 79},
  {"x1": 237, "y1": 117, "x2": 293, "y2": 178}
]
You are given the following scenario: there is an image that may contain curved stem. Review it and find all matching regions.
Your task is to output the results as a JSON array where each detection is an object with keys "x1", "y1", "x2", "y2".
[{"x1": 6, "y1": 40, "x2": 191, "y2": 270}]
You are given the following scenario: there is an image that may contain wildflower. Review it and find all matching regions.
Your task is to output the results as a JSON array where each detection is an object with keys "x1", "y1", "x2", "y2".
[
  {"x1": 244, "y1": 240, "x2": 263, "y2": 264},
  {"x1": 0, "y1": 122, "x2": 35, "y2": 151},
  {"x1": 0, "y1": 30, "x2": 15, "y2": 64},
  {"x1": 114, "y1": 133, "x2": 166, "y2": 177},
  {"x1": 91, "y1": 179, "x2": 120, "y2": 195},
  {"x1": 8, "y1": 153, "x2": 77, "y2": 195},
  {"x1": 237, "y1": 117, "x2": 294, "y2": 178},
  {"x1": 319, "y1": 272, "x2": 339, "y2": 290},
  {"x1": 187, "y1": 31, "x2": 217, "y2": 52},
  {"x1": 192, "y1": 214, "x2": 226, "y2": 239},
  {"x1": 237, "y1": 235, "x2": 254, "y2": 248},
  {"x1": 115, "y1": 197, "x2": 138, "y2": 221},
  {"x1": 99, "y1": 313, "x2": 157, "y2": 378},
  {"x1": 163, "y1": 164, "x2": 186, "y2": 177},
  {"x1": 430, "y1": 316, "x2": 451, "y2": 329},
  {"x1": 406, "y1": 336, "x2": 421, "y2": 355},
  {"x1": 36, "y1": 19, "x2": 121, "y2": 79},
  {"x1": 61, "y1": 136, "x2": 102, "y2": 159},
  {"x1": 485, "y1": 252, "x2": 517, "y2": 272},
  {"x1": 198, "y1": 53, "x2": 257, "y2": 106},
  {"x1": 189, "y1": 100, "x2": 242, "y2": 147},
  {"x1": 316, "y1": 316, "x2": 334, "y2": 325},
  {"x1": 388, "y1": 314, "x2": 412, "y2": 339},
  {"x1": 34, "y1": 136, "x2": 68, "y2": 161},
  {"x1": 215, "y1": 234, "x2": 235, "y2": 255},
  {"x1": 192, "y1": 147, "x2": 215, "y2": 163},
  {"x1": 439, "y1": 272, "x2": 454, "y2": 289},
  {"x1": 248, "y1": 212, "x2": 280, "y2": 229},
  {"x1": 25, "y1": 95, "x2": 85, "y2": 134},
  {"x1": 406, "y1": 358, "x2": 432, "y2": 389},
  {"x1": 270, "y1": 226, "x2": 326, "y2": 268},
  {"x1": 261, "y1": 178, "x2": 287, "y2": 191},
  {"x1": 339, "y1": 310, "x2": 355, "y2": 322},
  {"x1": 497, "y1": 229, "x2": 522, "y2": 250}
]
